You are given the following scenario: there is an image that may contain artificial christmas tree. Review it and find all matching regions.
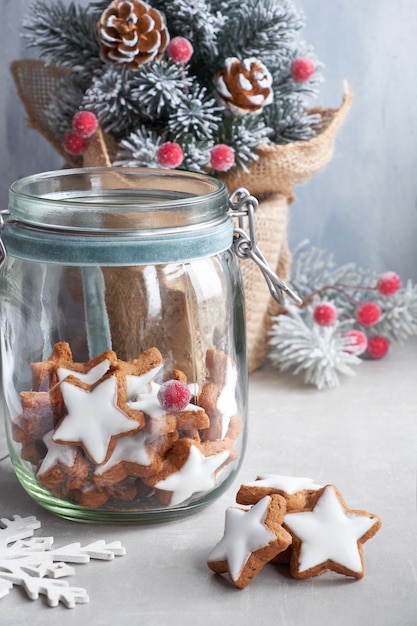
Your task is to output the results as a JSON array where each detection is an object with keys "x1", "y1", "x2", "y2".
[{"x1": 11, "y1": 0, "x2": 353, "y2": 370}]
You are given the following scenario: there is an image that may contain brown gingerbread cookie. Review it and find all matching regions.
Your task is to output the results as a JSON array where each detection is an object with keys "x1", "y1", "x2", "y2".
[
  {"x1": 236, "y1": 474, "x2": 324, "y2": 511},
  {"x1": 208, "y1": 494, "x2": 292, "y2": 589},
  {"x1": 283, "y1": 484, "x2": 381, "y2": 579}
]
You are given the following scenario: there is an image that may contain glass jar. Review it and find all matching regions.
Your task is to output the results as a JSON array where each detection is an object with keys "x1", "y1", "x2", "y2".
[
  {"x1": 0, "y1": 167, "x2": 297, "y2": 524},
  {"x1": 0, "y1": 167, "x2": 251, "y2": 523}
]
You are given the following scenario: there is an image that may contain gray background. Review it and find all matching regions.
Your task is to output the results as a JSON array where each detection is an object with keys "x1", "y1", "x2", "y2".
[{"x1": 1, "y1": 0, "x2": 417, "y2": 281}]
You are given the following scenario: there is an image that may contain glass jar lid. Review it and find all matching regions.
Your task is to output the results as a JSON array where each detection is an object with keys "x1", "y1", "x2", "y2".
[
  {"x1": 4, "y1": 168, "x2": 233, "y2": 265},
  {"x1": 8, "y1": 167, "x2": 229, "y2": 233}
]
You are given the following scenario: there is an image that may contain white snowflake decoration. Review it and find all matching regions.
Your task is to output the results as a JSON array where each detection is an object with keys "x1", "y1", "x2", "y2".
[{"x1": 0, "y1": 515, "x2": 126, "y2": 608}]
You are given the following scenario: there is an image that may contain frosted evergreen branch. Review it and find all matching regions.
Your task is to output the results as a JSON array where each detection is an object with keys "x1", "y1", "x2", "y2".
[
  {"x1": 46, "y1": 72, "x2": 88, "y2": 136},
  {"x1": 23, "y1": 1, "x2": 101, "y2": 72},
  {"x1": 114, "y1": 126, "x2": 163, "y2": 168},
  {"x1": 269, "y1": 306, "x2": 361, "y2": 390},
  {"x1": 167, "y1": 85, "x2": 223, "y2": 141},
  {"x1": 180, "y1": 136, "x2": 213, "y2": 172},
  {"x1": 130, "y1": 61, "x2": 193, "y2": 119},
  {"x1": 217, "y1": 115, "x2": 272, "y2": 172},
  {"x1": 262, "y1": 98, "x2": 321, "y2": 144},
  {"x1": 152, "y1": 0, "x2": 226, "y2": 65},
  {"x1": 82, "y1": 66, "x2": 144, "y2": 137},
  {"x1": 371, "y1": 281, "x2": 417, "y2": 342},
  {"x1": 218, "y1": 0, "x2": 303, "y2": 63}
]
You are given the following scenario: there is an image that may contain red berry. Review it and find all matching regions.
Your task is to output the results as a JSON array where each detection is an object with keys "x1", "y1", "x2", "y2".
[
  {"x1": 377, "y1": 271, "x2": 402, "y2": 296},
  {"x1": 291, "y1": 57, "x2": 315, "y2": 82},
  {"x1": 167, "y1": 36, "x2": 194, "y2": 63},
  {"x1": 72, "y1": 110, "x2": 99, "y2": 138},
  {"x1": 157, "y1": 142, "x2": 184, "y2": 168},
  {"x1": 63, "y1": 131, "x2": 88, "y2": 156},
  {"x1": 367, "y1": 335, "x2": 390, "y2": 359},
  {"x1": 343, "y1": 330, "x2": 368, "y2": 355},
  {"x1": 313, "y1": 302, "x2": 337, "y2": 326},
  {"x1": 157, "y1": 380, "x2": 191, "y2": 412},
  {"x1": 355, "y1": 301, "x2": 382, "y2": 327},
  {"x1": 210, "y1": 144, "x2": 235, "y2": 172}
]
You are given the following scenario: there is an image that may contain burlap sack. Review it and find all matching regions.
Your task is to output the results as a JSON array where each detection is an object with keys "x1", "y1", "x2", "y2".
[
  {"x1": 219, "y1": 87, "x2": 353, "y2": 370},
  {"x1": 11, "y1": 59, "x2": 353, "y2": 372}
]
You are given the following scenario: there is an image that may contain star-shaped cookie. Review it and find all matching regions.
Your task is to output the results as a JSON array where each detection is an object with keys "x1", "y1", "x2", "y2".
[
  {"x1": 53, "y1": 374, "x2": 141, "y2": 465},
  {"x1": 283, "y1": 484, "x2": 381, "y2": 578},
  {"x1": 236, "y1": 474, "x2": 323, "y2": 510},
  {"x1": 208, "y1": 495, "x2": 292, "y2": 588},
  {"x1": 145, "y1": 439, "x2": 230, "y2": 506}
]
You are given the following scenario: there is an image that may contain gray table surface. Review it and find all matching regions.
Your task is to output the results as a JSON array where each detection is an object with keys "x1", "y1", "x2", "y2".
[{"x1": 0, "y1": 339, "x2": 416, "y2": 625}]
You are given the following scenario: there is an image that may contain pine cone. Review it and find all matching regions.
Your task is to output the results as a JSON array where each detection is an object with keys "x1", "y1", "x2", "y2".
[
  {"x1": 215, "y1": 57, "x2": 273, "y2": 115},
  {"x1": 97, "y1": 0, "x2": 170, "y2": 69}
]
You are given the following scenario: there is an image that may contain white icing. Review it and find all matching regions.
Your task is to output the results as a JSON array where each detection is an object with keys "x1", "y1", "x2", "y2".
[
  {"x1": 188, "y1": 382, "x2": 199, "y2": 398},
  {"x1": 284, "y1": 485, "x2": 379, "y2": 574},
  {"x1": 154, "y1": 445, "x2": 230, "y2": 507},
  {"x1": 244, "y1": 475, "x2": 323, "y2": 494},
  {"x1": 216, "y1": 359, "x2": 238, "y2": 439},
  {"x1": 37, "y1": 430, "x2": 78, "y2": 476},
  {"x1": 53, "y1": 375, "x2": 139, "y2": 465},
  {"x1": 208, "y1": 496, "x2": 275, "y2": 582},
  {"x1": 94, "y1": 429, "x2": 157, "y2": 476},
  {"x1": 57, "y1": 359, "x2": 111, "y2": 385},
  {"x1": 126, "y1": 364, "x2": 163, "y2": 401}
]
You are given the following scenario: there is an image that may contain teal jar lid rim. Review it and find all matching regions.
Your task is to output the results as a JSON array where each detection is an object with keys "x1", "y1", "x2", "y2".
[{"x1": 2, "y1": 217, "x2": 234, "y2": 265}]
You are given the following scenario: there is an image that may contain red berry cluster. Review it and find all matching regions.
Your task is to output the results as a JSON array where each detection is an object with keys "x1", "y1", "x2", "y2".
[
  {"x1": 156, "y1": 141, "x2": 235, "y2": 172},
  {"x1": 311, "y1": 271, "x2": 402, "y2": 360},
  {"x1": 63, "y1": 111, "x2": 99, "y2": 156}
]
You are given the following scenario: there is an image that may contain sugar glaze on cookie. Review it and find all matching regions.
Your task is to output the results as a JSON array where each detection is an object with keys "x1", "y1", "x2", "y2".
[
  {"x1": 284, "y1": 484, "x2": 381, "y2": 578},
  {"x1": 153, "y1": 445, "x2": 230, "y2": 506},
  {"x1": 53, "y1": 375, "x2": 140, "y2": 465}
]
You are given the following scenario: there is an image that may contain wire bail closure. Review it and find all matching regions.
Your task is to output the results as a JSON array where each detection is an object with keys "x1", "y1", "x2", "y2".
[
  {"x1": 228, "y1": 188, "x2": 301, "y2": 306},
  {"x1": 0, "y1": 210, "x2": 11, "y2": 271}
]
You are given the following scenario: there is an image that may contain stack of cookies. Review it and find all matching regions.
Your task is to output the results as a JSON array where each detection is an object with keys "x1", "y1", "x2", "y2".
[{"x1": 208, "y1": 474, "x2": 381, "y2": 588}]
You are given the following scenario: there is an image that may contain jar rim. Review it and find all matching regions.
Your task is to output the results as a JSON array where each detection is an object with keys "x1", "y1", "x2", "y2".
[{"x1": 8, "y1": 167, "x2": 229, "y2": 232}]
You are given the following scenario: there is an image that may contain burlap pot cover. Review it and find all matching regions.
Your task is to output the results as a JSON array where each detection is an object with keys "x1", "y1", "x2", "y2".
[{"x1": 11, "y1": 59, "x2": 353, "y2": 372}]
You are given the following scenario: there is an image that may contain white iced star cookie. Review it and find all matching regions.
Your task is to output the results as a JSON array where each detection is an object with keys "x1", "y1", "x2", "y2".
[
  {"x1": 56, "y1": 349, "x2": 118, "y2": 386},
  {"x1": 283, "y1": 484, "x2": 381, "y2": 579},
  {"x1": 36, "y1": 430, "x2": 91, "y2": 492},
  {"x1": 143, "y1": 438, "x2": 231, "y2": 507},
  {"x1": 93, "y1": 428, "x2": 165, "y2": 485},
  {"x1": 53, "y1": 374, "x2": 142, "y2": 465},
  {"x1": 207, "y1": 495, "x2": 292, "y2": 589},
  {"x1": 237, "y1": 474, "x2": 324, "y2": 511}
]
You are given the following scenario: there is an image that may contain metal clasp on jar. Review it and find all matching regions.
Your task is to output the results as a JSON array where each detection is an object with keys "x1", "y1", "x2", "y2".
[
  {"x1": 228, "y1": 188, "x2": 301, "y2": 306},
  {"x1": 0, "y1": 210, "x2": 11, "y2": 270}
]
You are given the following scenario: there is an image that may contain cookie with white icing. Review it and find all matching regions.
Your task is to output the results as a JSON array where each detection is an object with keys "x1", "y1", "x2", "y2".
[
  {"x1": 143, "y1": 438, "x2": 231, "y2": 507},
  {"x1": 236, "y1": 474, "x2": 324, "y2": 511},
  {"x1": 36, "y1": 430, "x2": 91, "y2": 492},
  {"x1": 208, "y1": 495, "x2": 292, "y2": 589},
  {"x1": 283, "y1": 484, "x2": 381, "y2": 579},
  {"x1": 53, "y1": 372, "x2": 143, "y2": 465},
  {"x1": 128, "y1": 379, "x2": 210, "y2": 435},
  {"x1": 93, "y1": 429, "x2": 172, "y2": 486}
]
